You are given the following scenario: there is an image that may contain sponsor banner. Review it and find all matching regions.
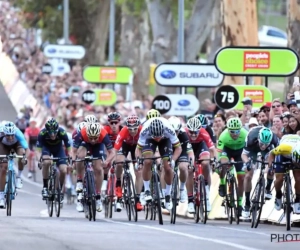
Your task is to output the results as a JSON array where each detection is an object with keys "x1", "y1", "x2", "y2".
[
  {"x1": 81, "y1": 89, "x2": 117, "y2": 106},
  {"x1": 48, "y1": 59, "x2": 71, "y2": 76},
  {"x1": 154, "y1": 63, "x2": 224, "y2": 87},
  {"x1": 214, "y1": 46, "x2": 299, "y2": 76},
  {"x1": 43, "y1": 44, "x2": 86, "y2": 60},
  {"x1": 151, "y1": 94, "x2": 199, "y2": 116},
  {"x1": 82, "y1": 66, "x2": 133, "y2": 84}
]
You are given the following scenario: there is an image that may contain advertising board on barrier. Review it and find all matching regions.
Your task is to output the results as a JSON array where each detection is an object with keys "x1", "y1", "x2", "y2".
[
  {"x1": 154, "y1": 63, "x2": 224, "y2": 87},
  {"x1": 81, "y1": 89, "x2": 117, "y2": 106},
  {"x1": 83, "y1": 66, "x2": 133, "y2": 84},
  {"x1": 43, "y1": 44, "x2": 86, "y2": 60},
  {"x1": 151, "y1": 94, "x2": 199, "y2": 116},
  {"x1": 214, "y1": 46, "x2": 299, "y2": 76}
]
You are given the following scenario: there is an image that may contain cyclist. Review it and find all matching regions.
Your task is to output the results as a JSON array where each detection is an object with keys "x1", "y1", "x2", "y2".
[
  {"x1": 15, "y1": 113, "x2": 29, "y2": 134},
  {"x1": 0, "y1": 122, "x2": 28, "y2": 208},
  {"x1": 73, "y1": 122, "x2": 115, "y2": 212},
  {"x1": 194, "y1": 114, "x2": 216, "y2": 144},
  {"x1": 135, "y1": 117, "x2": 182, "y2": 211},
  {"x1": 24, "y1": 118, "x2": 40, "y2": 178},
  {"x1": 168, "y1": 116, "x2": 194, "y2": 204},
  {"x1": 37, "y1": 118, "x2": 71, "y2": 204},
  {"x1": 241, "y1": 126, "x2": 279, "y2": 217},
  {"x1": 185, "y1": 117, "x2": 216, "y2": 212},
  {"x1": 217, "y1": 117, "x2": 248, "y2": 216},
  {"x1": 114, "y1": 115, "x2": 143, "y2": 212},
  {"x1": 268, "y1": 134, "x2": 300, "y2": 214}
]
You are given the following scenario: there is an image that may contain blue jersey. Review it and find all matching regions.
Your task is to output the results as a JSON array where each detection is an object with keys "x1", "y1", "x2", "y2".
[
  {"x1": 37, "y1": 127, "x2": 71, "y2": 149},
  {"x1": 0, "y1": 126, "x2": 28, "y2": 149}
]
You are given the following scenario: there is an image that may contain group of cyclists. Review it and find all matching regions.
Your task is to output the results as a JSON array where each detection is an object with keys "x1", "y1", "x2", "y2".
[{"x1": 0, "y1": 108, "x2": 299, "y2": 221}]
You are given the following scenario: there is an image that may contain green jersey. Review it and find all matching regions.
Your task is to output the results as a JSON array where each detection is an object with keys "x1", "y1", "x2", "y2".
[{"x1": 217, "y1": 128, "x2": 248, "y2": 157}]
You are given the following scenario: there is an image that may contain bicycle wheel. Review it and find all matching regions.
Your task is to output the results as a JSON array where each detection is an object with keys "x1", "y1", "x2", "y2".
[
  {"x1": 6, "y1": 170, "x2": 12, "y2": 216},
  {"x1": 226, "y1": 179, "x2": 233, "y2": 224},
  {"x1": 231, "y1": 177, "x2": 240, "y2": 225},
  {"x1": 87, "y1": 170, "x2": 97, "y2": 221},
  {"x1": 285, "y1": 175, "x2": 292, "y2": 231},
  {"x1": 32, "y1": 156, "x2": 37, "y2": 182},
  {"x1": 47, "y1": 173, "x2": 54, "y2": 217},
  {"x1": 123, "y1": 175, "x2": 131, "y2": 221},
  {"x1": 54, "y1": 173, "x2": 61, "y2": 218},
  {"x1": 153, "y1": 172, "x2": 163, "y2": 225},
  {"x1": 194, "y1": 180, "x2": 200, "y2": 223},
  {"x1": 128, "y1": 173, "x2": 138, "y2": 222},
  {"x1": 170, "y1": 174, "x2": 178, "y2": 224},
  {"x1": 144, "y1": 204, "x2": 149, "y2": 220},
  {"x1": 199, "y1": 175, "x2": 207, "y2": 224},
  {"x1": 107, "y1": 175, "x2": 114, "y2": 219},
  {"x1": 251, "y1": 177, "x2": 265, "y2": 228}
]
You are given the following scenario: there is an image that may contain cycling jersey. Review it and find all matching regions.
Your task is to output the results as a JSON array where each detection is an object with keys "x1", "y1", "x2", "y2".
[
  {"x1": 24, "y1": 127, "x2": 40, "y2": 150},
  {"x1": 15, "y1": 119, "x2": 29, "y2": 133},
  {"x1": 137, "y1": 117, "x2": 180, "y2": 148},
  {"x1": 103, "y1": 125, "x2": 123, "y2": 146},
  {"x1": 184, "y1": 127, "x2": 214, "y2": 149},
  {"x1": 0, "y1": 126, "x2": 28, "y2": 149},
  {"x1": 272, "y1": 134, "x2": 300, "y2": 158},
  {"x1": 205, "y1": 125, "x2": 216, "y2": 143},
  {"x1": 176, "y1": 128, "x2": 193, "y2": 160},
  {"x1": 37, "y1": 127, "x2": 71, "y2": 150},
  {"x1": 243, "y1": 126, "x2": 279, "y2": 157},
  {"x1": 114, "y1": 125, "x2": 142, "y2": 150}
]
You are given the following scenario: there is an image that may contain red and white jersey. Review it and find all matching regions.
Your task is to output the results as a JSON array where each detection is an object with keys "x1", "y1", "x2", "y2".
[
  {"x1": 114, "y1": 125, "x2": 142, "y2": 150},
  {"x1": 184, "y1": 127, "x2": 214, "y2": 149},
  {"x1": 103, "y1": 125, "x2": 123, "y2": 146}
]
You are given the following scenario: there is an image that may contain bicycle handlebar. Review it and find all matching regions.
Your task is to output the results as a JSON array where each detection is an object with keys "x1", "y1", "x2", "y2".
[
  {"x1": 216, "y1": 161, "x2": 243, "y2": 168},
  {"x1": 41, "y1": 157, "x2": 71, "y2": 162},
  {"x1": 73, "y1": 156, "x2": 105, "y2": 162},
  {"x1": 0, "y1": 154, "x2": 24, "y2": 159},
  {"x1": 113, "y1": 159, "x2": 137, "y2": 166}
]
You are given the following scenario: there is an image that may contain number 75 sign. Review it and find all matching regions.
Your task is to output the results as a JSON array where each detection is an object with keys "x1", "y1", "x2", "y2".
[{"x1": 214, "y1": 85, "x2": 272, "y2": 110}]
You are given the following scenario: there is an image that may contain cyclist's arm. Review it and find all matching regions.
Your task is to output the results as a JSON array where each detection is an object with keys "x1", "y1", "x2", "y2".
[
  {"x1": 102, "y1": 134, "x2": 115, "y2": 163},
  {"x1": 15, "y1": 127, "x2": 28, "y2": 150},
  {"x1": 216, "y1": 131, "x2": 227, "y2": 160},
  {"x1": 206, "y1": 126, "x2": 216, "y2": 144},
  {"x1": 61, "y1": 130, "x2": 72, "y2": 158},
  {"x1": 167, "y1": 126, "x2": 182, "y2": 161},
  {"x1": 187, "y1": 142, "x2": 195, "y2": 166},
  {"x1": 268, "y1": 149, "x2": 276, "y2": 169}
]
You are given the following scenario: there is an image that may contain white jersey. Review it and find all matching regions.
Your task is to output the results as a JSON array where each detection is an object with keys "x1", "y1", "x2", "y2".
[{"x1": 137, "y1": 117, "x2": 180, "y2": 147}]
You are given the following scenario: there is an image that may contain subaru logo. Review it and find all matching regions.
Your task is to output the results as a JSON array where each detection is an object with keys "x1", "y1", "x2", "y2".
[
  {"x1": 160, "y1": 70, "x2": 176, "y2": 79},
  {"x1": 58, "y1": 66, "x2": 64, "y2": 71},
  {"x1": 47, "y1": 48, "x2": 56, "y2": 53},
  {"x1": 178, "y1": 100, "x2": 190, "y2": 107}
]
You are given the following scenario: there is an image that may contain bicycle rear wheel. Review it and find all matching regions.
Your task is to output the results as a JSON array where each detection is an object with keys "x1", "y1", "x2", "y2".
[
  {"x1": 194, "y1": 180, "x2": 200, "y2": 223},
  {"x1": 87, "y1": 170, "x2": 96, "y2": 221},
  {"x1": 285, "y1": 175, "x2": 292, "y2": 231},
  {"x1": 47, "y1": 174, "x2": 54, "y2": 217},
  {"x1": 154, "y1": 171, "x2": 163, "y2": 225},
  {"x1": 54, "y1": 174, "x2": 61, "y2": 218},
  {"x1": 199, "y1": 175, "x2": 207, "y2": 224},
  {"x1": 105, "y1": 175, "x2": 114, "y2": 219},
  {"x1": 225, "y1": 179, "x2": 232, "y2": 224},
  {"x1": 170, "y1": 174, "x2": 179, "y2": 224},
  {"x1": 6, "y1": 171, "x2": 12, "y2": 216},
  {"x1": 231, "y1": 177, "x2": 239, "y2": 225},
  {"x1": 251, "y1": 177, "x2": 265, "y2": 228},
  {"x1": 128, "y1": 173, "x2": 138, "y2": 222}
]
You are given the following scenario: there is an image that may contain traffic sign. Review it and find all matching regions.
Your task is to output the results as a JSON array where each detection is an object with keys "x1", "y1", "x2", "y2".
[
  {"x1": 214, "y1": 85, "x2": 239, "y2": 110},
  {"x1": 82, "y1": 66, "x2": 133, "y2": 84},
  {"x1": 154, "y1": 63, "x2": 224, "y2": 87},
  {"x1": 43, "y1": 44, "x2": 86, "y2": 60},
  {"x1": 41, "y1": 63, "x2": 53, "y2": 74},
  {"x1": 152, "y1": 94, "x2": 199, "y2": 116},
  {"x1": 215, "y1": 46, "x2": 299, "y2": 76},
  {"x1": 82, "y1": 90, "x2": 96, "y2": 104}
]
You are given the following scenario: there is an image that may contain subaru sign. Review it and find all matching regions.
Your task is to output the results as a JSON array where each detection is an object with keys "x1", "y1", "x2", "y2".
[
  {"x1": 154, "y1": 63, "x2": 224, "y2": 87},
  {"x1": 48, "y1": 59, "x2": 71, "y2": 76},
  {"x1": 178, "y1": 99, "x2": 190, "y2": 107},
  {"x1": 43, "y1": 44, "x2": 86, "y2": 60}
]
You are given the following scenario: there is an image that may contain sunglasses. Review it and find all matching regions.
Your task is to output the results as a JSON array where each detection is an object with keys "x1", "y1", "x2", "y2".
[
  {"x1": 88, "y1": 136, "x2": 99, "y2": 141},
  {"x1": 48, "y1": 130, "x2": 58, "y2": 135},
  {"x1": 189, "y1": 130, "x2": 199, "y2": 135},
  {"x1": 258, "y1": 141, "x2": 269, "y2": 147},
  {"x1": 272, "y1": 105, "x2": 281, "y2": 108},
  {"x1": 128, "y1": 127, "x2": 138, "y2": 132},
  {"x1": 151, "y1": 135, "x2": 163, "y2": 140},
  {"x1": 110, "y1": 121, "x2": 118, "y2": 125},
  {"x1": 229, "y1": 129, "x2": 240, "y2": 135}
]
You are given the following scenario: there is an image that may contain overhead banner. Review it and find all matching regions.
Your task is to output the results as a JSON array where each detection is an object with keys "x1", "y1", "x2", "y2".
[
  {"x1": 82, "y1": 66, "x2": 133, "y2": 84},
  {"x1": 154, "y1": 63, "x2": 224, "y2": 87},
  {"x1": 43, "y1": 44, "x2": 86, "y2": 60},
  {"x1": 214, "y1": 46, "x2": 299, "y2": 76},
  {"x1": 151, "y1": 94, "x2": 199, "y2": 116},
  {"x1": 214, "y1": 85, "x2": 272, "y2": 110}
]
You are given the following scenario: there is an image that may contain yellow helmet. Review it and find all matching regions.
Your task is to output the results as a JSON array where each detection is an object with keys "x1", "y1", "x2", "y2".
[{"x1": 146, "y1": 109, "x2": 161, "y2": 120}]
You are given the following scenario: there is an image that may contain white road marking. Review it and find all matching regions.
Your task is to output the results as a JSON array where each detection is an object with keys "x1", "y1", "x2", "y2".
[
  {"x1": 105, "y1": 220, "x2": 263, "y2": 250},
  {"x1": 218, "y1": 226, "x2": 269, "y2": 236}
]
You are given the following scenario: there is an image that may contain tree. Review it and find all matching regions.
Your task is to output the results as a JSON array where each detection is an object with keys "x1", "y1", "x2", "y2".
[{"x1": 13, "y1": 0, "x2": 110, "y2": 64}]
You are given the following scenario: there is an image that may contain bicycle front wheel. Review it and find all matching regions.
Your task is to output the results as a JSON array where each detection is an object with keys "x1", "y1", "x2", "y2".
[
  {"x1": 251, "y1": 177, "x2": 265, "y2": 228},
  {"x1": 128, "y1": 173, "x2": 138, "y2": 222},
  {"x1": 154, "y1": 172, "x2": 163, "y2": 225},
  {"x1": 231, "y1": 177, "x2": 240, "y2": 225},
  {"x1": 285, "y1": 175, "x2": 292, "y2": 231},
  {"x1": 54, "y1": 174, "x2": 61, "y2": 218},
  {"x1": 47, "y1": 174, "x2": 54, "y2": 217},
  {"x1": 6, "y1": 170, "x2": 13, "y2": 216},
  {"x1": 198, "y1": 175, "x2": 207, "y2": 224},
  {"x1": 170, "y1": 174, "x2": 179, "y2": 224},
  {"x1": 87, "y1": 170, "x2": 96, "y2": 221}
]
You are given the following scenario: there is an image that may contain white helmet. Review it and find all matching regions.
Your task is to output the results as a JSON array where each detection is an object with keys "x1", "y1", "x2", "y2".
[
  {"x1": 86, "y1": 123, "x2": 101, "y2": 137},
  {"x1": 186, "y1": 117, "x2": 202, "y2": 131},
  {"x1": 84, "y1": 115, "x2": 98, "y2": 123},
  {"x1": 77, "y1": 122, "x2": 86, "y2": 133},
  {"x1": 168, "y1": 116, "x2": 182, "y2": 131},
  {"x1": 17, "y1": 113, "x2": 24, "y2": 119},
  {"x1": 292, "y1": 142, "x2": 300, "y2": 164},
  {"x1": 149, "y1": 118, "x2": 164, "y2": 137},
  {"x1": 3, "y1": 122, "x2": 16, "y2": 135}
]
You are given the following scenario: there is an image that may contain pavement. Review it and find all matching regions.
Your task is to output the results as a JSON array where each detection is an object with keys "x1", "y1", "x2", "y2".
[{"x1": 1, "y1": 84, "x2": 300, "y2": 250}]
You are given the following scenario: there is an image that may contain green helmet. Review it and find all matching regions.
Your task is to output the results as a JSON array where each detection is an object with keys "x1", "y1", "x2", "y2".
[
  {"x1": 195, "y1": 114, "x2": 207, "y2": 126},
  {"x1": 258, "y1": 127, "x2": 273, "y2": 144},
  {"x1": 226, "y1": 117, "x2": 242, "y2": 130},
  {"x1": 146, "y1": 109, "x2": 161, "y2": 120}
]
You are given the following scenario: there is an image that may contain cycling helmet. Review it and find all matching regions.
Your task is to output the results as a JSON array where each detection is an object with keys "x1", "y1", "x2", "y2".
[
  {"x1": 45, "y1": 118, "x2": 59, "y2": 132},
  {"x1": 195, "y1": 114, "x2": 208, "y2": 126},
  {"x1": 186, "y1": 117, "x2": 202, "y2": 131},
  {"x1": 125, "y1": 115, "x2": 140, "y2": 127},
  {"x1": 84, "y1": 115, "x2": 98, "y2": 123},
  {"x1": 226, "y1": 117, "x2": 242, "y2": 130},
  {"x1": 149, "y1": 118, "x2": 164, "y2": 137},
  {"x1": 17, "y1": 113, "x2": 24, "y2": 119},
  {"x1": 146, "y1": 109, "x2": 161, "y2": 120},
  {"x1": 168, "y1": 116, "x2": 182, "y2": 131},
  {"x1": 258, "y1": 127, "x2": 273, "y2": 144},
  {"x1": 3, "y1": 122, "x2": 16, "y2": 135},
  {"x1": 77, "y1": 122, "x2": 86, "y2": 133},
  {"x1": 108, "y1": 112, "x2": 121, "y2": 121},
  {"x1": 86, "y1": 123, "x2": 101, "y2": 137}
]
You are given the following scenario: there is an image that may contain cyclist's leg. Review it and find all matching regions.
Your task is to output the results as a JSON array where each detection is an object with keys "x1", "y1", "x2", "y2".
[
  {"x1": 243, "y1": 152, "x2": 256, "y2": 214},
  {"x1": 55, "y1": 146, "x2": 68, "y2": 203},
  {"x1": 218, "y1": 148, "x2": 231, "y2": 197},
  {"x1": 141, "y1": 139, "x2": 157, "y2": 202},
  {"x1": 102, "y1": 147, "x2": 109, "y2": 193},
  {"x1": 0, "y1": 142, "x2": 9, "y2": 207},
  {"x1": 91, "y1": 143, "x2": 105, "y2": 212},
  {"x1": 75, "y1": 144, "x2": 87, "y2": 212},
  {"x1": 41, "y1": 146, "x2": 52, "y2": 198},
  {"x1": 15, "y1": 143, "x2": 26, "y2": 189},
  {"x1": 115, "y1": 144, "x2": 126, "y2": 212},
  {"x1": 178, "y1": 154, "x2": 188, "y2": 203},
  {"x1": 263, "y1": 152, "x2": 274, "y2": 199},
  {"x1": 158, "y1": 138, "x2": 173, "y2": 210},
  {"x1": 292, "y1": 169, "x2": 300, "y2": 213},
  {"x1": 273, "y1": 155, "x2": 285, "y2": 210}
]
